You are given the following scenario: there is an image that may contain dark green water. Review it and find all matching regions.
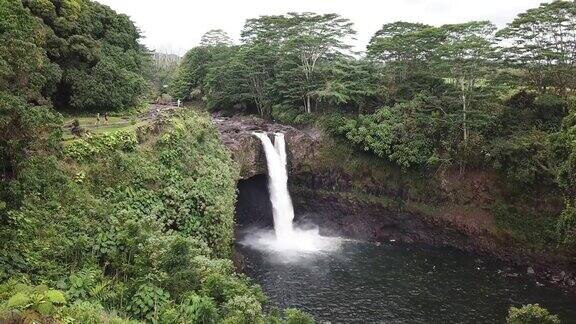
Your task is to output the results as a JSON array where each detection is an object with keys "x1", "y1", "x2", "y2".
[{"x1": 238, "y1": 240, "x2": 576, "y2": 323}]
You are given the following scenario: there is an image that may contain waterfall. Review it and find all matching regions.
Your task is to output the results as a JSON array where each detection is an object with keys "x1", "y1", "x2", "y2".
[
  {"x1": 244, "y1": 131, "x2": 339, "y2": 256},
  {"x1": 253, "y1": 132, "x2": 295, "y2": 241}
]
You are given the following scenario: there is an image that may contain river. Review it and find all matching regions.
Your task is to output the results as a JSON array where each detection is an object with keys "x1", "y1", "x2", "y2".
[{"x1": 237, "y1": 238, "x2": 576, "y2": 323}]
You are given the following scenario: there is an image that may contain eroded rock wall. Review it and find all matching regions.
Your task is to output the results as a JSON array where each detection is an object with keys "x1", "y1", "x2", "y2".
[{"x1": 213, "y1": 115, "x2": 320, "y2": 179}]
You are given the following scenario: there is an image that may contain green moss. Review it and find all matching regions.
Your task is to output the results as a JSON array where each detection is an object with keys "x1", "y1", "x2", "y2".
[{"x1": 492, "y1": 202, "x2": 557, "y2": 250}]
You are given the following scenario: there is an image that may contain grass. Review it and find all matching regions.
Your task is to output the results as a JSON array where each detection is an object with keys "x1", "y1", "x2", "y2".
[{"x1": 62, "y1": 116, "x2": 146, "y2": 141}]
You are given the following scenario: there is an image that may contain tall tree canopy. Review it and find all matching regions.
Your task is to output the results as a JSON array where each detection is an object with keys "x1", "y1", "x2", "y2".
[
  {"x1": 367, "y1": 22, "x2": 445, "y2": 73},
  {"x1": 497, "y1": 0, "x2": 576, "y2": 96},
  {"x1": 19, "y1": 0, "x2": 148, "y2": 112},
  {"x1": 438, "y1": 21, "x2": 498, "y2": 147},
  {"x1": 200, "y1": 29, "x2": 233, "y2": 47}
]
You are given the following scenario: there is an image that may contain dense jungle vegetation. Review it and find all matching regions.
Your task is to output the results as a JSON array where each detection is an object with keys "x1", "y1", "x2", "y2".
[
  {"x1": 168, "y1": 1, "x2": 576, "y2": 254},
  {"x1": 0, "y1": 0, "x2": 313, "y2": 322},
  {"x1": 1, "y1": 0, "x2": 576, "y2": 322}
]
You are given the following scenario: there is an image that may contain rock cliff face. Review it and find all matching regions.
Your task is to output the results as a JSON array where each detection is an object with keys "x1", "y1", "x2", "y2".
[
  {"x1": 213, "y1": 115, "x2": 320, "y2": 179},
  {"x1": 215, "y1": 114, "x2": 497, "y2": 246}
]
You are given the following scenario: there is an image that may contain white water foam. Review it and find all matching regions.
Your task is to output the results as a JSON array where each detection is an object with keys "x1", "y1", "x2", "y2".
[{"x1": 244, "y1": 132, "x2": 341, "y2": 256}]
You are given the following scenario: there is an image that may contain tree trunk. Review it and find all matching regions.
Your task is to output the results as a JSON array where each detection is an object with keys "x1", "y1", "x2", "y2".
[
  {"x1": 305, "y1": 94, "x2": 312, "y2": 114},
  {"x1": 461, "y1": 82, "x2": 468, "y2": 146}
]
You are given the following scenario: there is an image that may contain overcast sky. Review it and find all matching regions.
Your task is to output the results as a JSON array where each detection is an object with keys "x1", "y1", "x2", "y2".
[{"x1": 95, "y1": 0, "x2": 549, "y2": 55}]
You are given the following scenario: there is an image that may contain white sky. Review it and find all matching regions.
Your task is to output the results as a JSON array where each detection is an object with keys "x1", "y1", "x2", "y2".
[{"x1": 95, "y1": 0, "x2": 549, "y2": 55}]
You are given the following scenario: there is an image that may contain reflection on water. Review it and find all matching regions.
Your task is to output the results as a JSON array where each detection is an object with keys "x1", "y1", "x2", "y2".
[{"x1": 238, "y1": 239, "x2": 576, "y2": 323}]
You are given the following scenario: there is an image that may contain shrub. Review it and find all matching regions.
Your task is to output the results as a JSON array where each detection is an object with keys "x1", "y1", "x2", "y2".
[
  {"x1": 507, "y1": 304, "x2": 560, "y2": 324},
  {"x1": 0, "y1": 283, "x2": 66, "y2": 321},
  {"x1": 66, "y1": 268, "x2": 115, "y2": 305},
  {"x1": 337, "y1": 101, "x2": 437, "y2": 169},
  {"x1": 284, "y1": 308, "x2": 315, "y2": 324},
  {"x1": 271, "y1": 105, "x2": 313, "y2": 125},
  {"x1": 221, "y1": 295, "x2": 265, "y2": 324},
  {"x1": 60, "y1": 301, "x2": 139, "y2": 324},
  {"x1": 64, "y1": 130, "x2": 138, "y2": 161},
  {"x1": 556, "y1": 201, "x2": 576, "y2": 248},
  {"x1": 127, "y1": 284, "x2": 170, "y2": 321},
  {"x1": 178, "y1": 293, "x2": 218, "y2": 324}
]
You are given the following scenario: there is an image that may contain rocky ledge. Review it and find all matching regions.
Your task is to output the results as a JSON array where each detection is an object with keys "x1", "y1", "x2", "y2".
[{"x1": 213, "y1": 114, "x2": 320, "y2": 179}]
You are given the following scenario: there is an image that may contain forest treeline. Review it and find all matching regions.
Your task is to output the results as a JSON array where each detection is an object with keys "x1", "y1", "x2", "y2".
[{"x1": 168, "y1": 1, "x2": 576, "y2": 251}]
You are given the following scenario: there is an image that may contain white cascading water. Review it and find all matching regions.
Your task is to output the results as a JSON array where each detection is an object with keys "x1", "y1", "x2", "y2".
[
  {"x1": 252, "y1": 132, "x2": 295, "y2": 241},
  {"x1": 243, "y1": 132, "x2": 341, "y2": 257}
]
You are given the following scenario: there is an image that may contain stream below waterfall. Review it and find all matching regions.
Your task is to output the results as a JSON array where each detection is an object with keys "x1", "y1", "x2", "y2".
[{"x1": 237, "y1": 238, "x2": 576, "y2": 323}]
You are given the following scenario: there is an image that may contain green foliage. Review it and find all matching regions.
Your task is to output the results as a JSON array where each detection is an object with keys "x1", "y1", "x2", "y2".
[
  {"x1": 0, "y1": 109, "x2": 274, "y2": 322},
  {"x1": 127, "y1": 284, "x2": 170, "y2": 321},
  {"x1": 271, "y1": 105, "x2": 313, "y2": 125},
  {"x1": 200, "y1": 29, "x2": 233, "y2": 47},
  {"x1": 3, "y1": 0, "x2": 149, "y2": 112},
  {"x1": 66, "y1": 57, "x2": 147, "y2": 111},
  {"x1": 0, "y1": 0, "x2": 62, "y2": 102},
  {"x1": 177, "y1": 293, "x2": 218, "y2": 323},
  {"x1": 507, "y1": 304, "x2": 560, "y2": 324},
  {"x1": 64, "y1": 129, "x2": 138, "y2": 161},
  {"x1": 66, "y1": 268, "x2": 115, "y2": 304},
  {"x1": 492, "y1": 202, "x2": 557, "y2": 248},
  {"x1": 488, "y1": 130, "x2": 553, "y2": 188},
  {"x1": 0, "y1": 93, "x2": 62, "y2": 192},
  {"x1": 175, "y1": 13, "x2": 357, "y2": 117},
  {"x1": 170, "y1": 46, "x2": 217, "y2": 101},
  {"x1": 556, "y1": 201, "x2": 576, "y2": 248},
  {"x1": 221, "y1": 295, "x2": 265, "y2": 324},
  {"x1": 60, "y1": 300, "x2": 140, "y2": 324},
  {"x1": 283, "y1": 308, "x2": 315, "y2": 324},
  {"x1": 0, "y1": 279, "x2": 138, "y2": 323},
  {"x1": 336, "y1": 97, "x2": 440, "y2": 169},
  {"x1": 497, "y1": 0, "x2": 576, "y2": 96},
  {"x1": 1, "y1": 283, "x2": 66, "y2": 318},
  {"x1": 367, "y1": 21, "x2": 445, "y2": 78}
]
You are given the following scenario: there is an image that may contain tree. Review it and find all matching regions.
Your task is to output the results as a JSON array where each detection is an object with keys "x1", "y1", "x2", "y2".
[
  {"x1": 0, "y1": 0, "x2": 62, "y2": 188},
  {"x1": 437, "y1": 21, "x2": 498, "y2": 146},
  {"x1": 337, "y1": 95, "x2": 440, "y2": 169},
  {"x1": 309, "y1": 57, "x2": 380, "y2": 113},
  {"x1": 367, "y1": 22, "x2": 445, "y2": 78},
  {"x1": 203, "y1": 45, "x2": 257, "y2": 113},
  {"x1": 19, "y1": 0, "x2": 149, "y2": 112},
  {"x1": 283, "y1": 13, "x2": 356, "y2": 113},
  {"x1": 170, "y1": 46, "x2": 217, "y2": 100},
  {"x1": 497, "y1": 0, "x2": 576, "y2": 97},
  {"x1": 236, "y1": 15, "x2": 289, "y2": 117},
  {"x1": 367, "y1": 22, "x2": 449, "y2": 105},
  {"x1": 200, "y1": 29, "x2": 233, "y2": 47},
  {"x1": 0, "y1": 0, "x2": 61, "y2": 103}
]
